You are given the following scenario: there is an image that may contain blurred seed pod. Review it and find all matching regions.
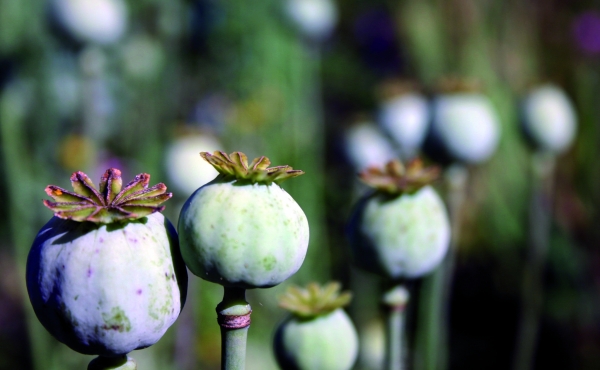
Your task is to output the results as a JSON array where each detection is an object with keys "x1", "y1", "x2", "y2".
[
  {"x1": 377, "y1": 81, "x2": 430, "y2": 158},
  {"x1": 521, "y1": 84, "x2": 577, "y2": 154},
  {"x1": 344, "y1": 119, "x2": 396, "y2": 171},
  {"x1": 285, "y1": 0, "x2": 338, "y2": 41},
  {"x1": 426, "y1": 80, "x2": 500, "y2": 165},
  {"x1": 51, "y1": 0, "x2": 127, "y2": 45},
  {"x1": 120, "y1": 35, "x2": 165, "y2": 81},
  {"x1": 347, "y1": 160, "x2": 450, "y2": 279},
  {"x1": 164, "y1": 131, "x2": 222, "y2": 196}
]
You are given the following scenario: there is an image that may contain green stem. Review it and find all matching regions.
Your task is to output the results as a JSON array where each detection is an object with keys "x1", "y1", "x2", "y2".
[
  {"x1": 416, "y1": 164, "x2": 468, "y2": 370},
  {"x1": 383, "y1": 285, "x2": 410, "y2": 370},
  {"x1": 88, "y1": 355, "x2": 136, "y2": 370},
  {"x1": 512, "y1": 152, "x2": 555, "y2": 370},
  {"x1": 217, "y1": 287, "x2": 252, "y2": 370}
]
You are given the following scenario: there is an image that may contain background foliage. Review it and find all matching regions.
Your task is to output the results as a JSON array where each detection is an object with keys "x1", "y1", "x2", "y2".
[{"x1": 0, "y1": 0, "x2": 599, "y2": 369}]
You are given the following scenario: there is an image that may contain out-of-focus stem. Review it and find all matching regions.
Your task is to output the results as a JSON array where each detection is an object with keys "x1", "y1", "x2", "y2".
[
  {"x1": 217, "y1": 287, "x2": 252, "y2": 370},
  {"x1": 416, "y1": 164, "x2": 468, "y2": 370},
  {"x1": 383, "y1": 285, "x2": 410, "y2": 370},
  {"x1": 88, "y1": 355, "x2": 137, "y2": 370},
  {"x1": 512, "y1": 152, "x2": 555, "y2": 370}
]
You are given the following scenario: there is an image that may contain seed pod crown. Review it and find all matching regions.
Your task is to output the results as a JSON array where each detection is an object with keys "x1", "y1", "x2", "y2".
[
  {"x1": 278, "y1": 282, "x2": 352, "y2": 319},
  {"x1": 43, "y1": 168, "x2": 172, "y2": 223},
  {"x1": 200, "y1": 151, "x2": 304, "y2": 185},
  {"x1": 359, "y1": 158, "x2": 440, "y2": 195}
]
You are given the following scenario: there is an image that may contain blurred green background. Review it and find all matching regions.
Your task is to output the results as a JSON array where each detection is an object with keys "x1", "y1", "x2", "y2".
[{"x1": 1, "y1": 0, "x2": 599, "y2": 369}]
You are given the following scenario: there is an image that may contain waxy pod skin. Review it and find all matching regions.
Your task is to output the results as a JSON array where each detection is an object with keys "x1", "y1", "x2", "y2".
[
  {"x1": 179, "y1": 178, "x2": 309, "y2": 289},
  {"x1": 275, "y1": 309, "x2": 358, "y2": 370},
  {"x1": 349, "y1": 185, "x2": 450, "y2": 279},
  {"x1": 27, "y1": 213, "x2": 186, "y2": 356},
  {"x1": 274, "y1": 282, "x2": 358, "y2": 370},
  {"x1": 26, "y1": 169, "x2": 187, "y2": 359}
]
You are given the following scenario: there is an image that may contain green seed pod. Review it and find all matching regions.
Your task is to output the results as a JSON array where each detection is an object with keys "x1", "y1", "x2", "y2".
[
  {"x1": 274, "y1": 282, "x2": 358, "y2": 370},
  {"x1": 178, "y1": 151, "x2": 309, "y2": 289},
  {"x1": 348, "y1": 159, "x2": 450, "y2": 279},
  {"x1": 27, "y1": 169, "x2": 187, "y2": 357}
]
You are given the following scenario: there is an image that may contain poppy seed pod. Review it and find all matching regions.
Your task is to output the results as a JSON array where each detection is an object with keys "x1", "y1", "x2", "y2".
[
  {"x1": 27, "y1": 169, "x2": 187, "y2": 357},
  {"x1": 274, "y1": 282, "x2": 358, "y2": 370},
  {"x1": 348, "y1": 159, "x2": 450, "y2": 279},
  {"x1": 165, "y1": 133, "x2": 222, "y2": 196},
  {"x1": 52, "y1": 0, "x2": 127, "y2": 45},
  {"x1": 430, "y1": 92, "x2": 500, "y2": 164},
  {"x1": 379, "y1": 93, "x2": 430, "y2": 157},
  {"x1": 521, "y1": 84, "x2": 577, "y2": 153},
  {"x1": 285, "y1": 0, "x2": 338, "y2": 41},
  {"x1": 178, "y1": 151, "x2": 309, "y2": 289},
  {"x1": 344, "y1": 121, "x2": 396, "y2": 171}
]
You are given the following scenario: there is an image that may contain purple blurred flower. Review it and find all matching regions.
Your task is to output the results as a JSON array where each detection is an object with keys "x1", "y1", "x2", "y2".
[
  {"x1": 573, "y1": 11, "x2": 600, "y2": 55},
  {"x1": 353, "y1": 9, "x2": 404, "y2": 76}
]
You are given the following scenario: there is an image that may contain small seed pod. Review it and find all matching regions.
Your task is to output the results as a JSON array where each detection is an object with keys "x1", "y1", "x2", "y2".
[
  {"x1": 377, "y1": 81, "x2": 430, "y2": 158},
  {"x1": 427, "y1": 79, "x2": 500, "y2": 165},
  {"x1": 27, "y1": 169, "x2": 187, "y2": 358},
  {"x1": 178, "y1": 151, "x2": 309, "y2": 289},
  {"x1": 344, "y1": 120, "x2": 396, "y2": 171},
  {"x1": 285, "y1": 0, "x2": 338, "y2": 41},
  {"x1": 274, "y1": 282, "x2": 358, "y2": 370},
  {"x1": 51, "y1": 0, "x2": 127, "y2": 45},
  {"x1": 521, "y1": 84, "x2": 577, "y2": 154},
  {"x1": 165, "y1": 132, "x2": 222, "y2": 196},
  {"x1": 348, "y1": 159, "x2": 450, "y2": 279}
]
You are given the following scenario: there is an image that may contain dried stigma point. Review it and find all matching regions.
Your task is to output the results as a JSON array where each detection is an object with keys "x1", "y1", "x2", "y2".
[
  {"x1": 43, "y1": 168, "x2": 172, "y2": 223},
  {"x1": 359, "y1": 158, "x2": 440, "y2": 195},
  {"x1": 200, "y1": 151, "x2": 304, "y2": 185},
  {"x1": 278, "y1": 282, "x2": 352, "y2": 319}
]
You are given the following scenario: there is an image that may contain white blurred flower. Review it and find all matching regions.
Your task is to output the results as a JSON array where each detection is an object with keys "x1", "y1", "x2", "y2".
[
  {"x1": 431, "y1": 93, "x2": 500, "y2": 164},
  {"x1": 522, "y1": 84, "x2": 577, "y2": 153},
  {"x1": 379, "y1": 93, "x2": 429, "y2": 158},
  {"x1": 165, "y1": 134, "x2": 222, "y2": 196},
  {"x1": 53, "y1": 0, "x2": 127, "y2": 45},
  {"x1": 285, "y1": 0, "x2": 338, "y2": 40},
  {"x1": 344, "y1": 122, "x2": 396, "y2": 171}
]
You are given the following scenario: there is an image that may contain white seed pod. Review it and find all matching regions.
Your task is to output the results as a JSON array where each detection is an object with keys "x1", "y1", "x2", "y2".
[
  {"x1": 53, "y1": 0, "x2": 127, "y2": 45},
  {"x1": 344, "y1": 122, "x2": 396, "y2": 171},
  {"x1": 285, "y1": 0, "x2": 338, "y2": 41},
  {"x1": 275, "y1": 309, "x2": 358, "y2": 370},
  {"x1": 521, "y1": 84, "x2": 577, "y2": 153},
  {"x1": 27, "y1": 213, "x2": 187, "y2": 356},
  {"x1": 431, "y1": 93, "x2": 500, "y2": 164},
  {"x1": 165, "y1": 134, "x2": 222, "y2": 196},
  {"x1": 379, "y1": 93, "x2": 430, "y2": 157},
  {"x1": 349, "y1": 186, "x2": 450, "y2": 279}
]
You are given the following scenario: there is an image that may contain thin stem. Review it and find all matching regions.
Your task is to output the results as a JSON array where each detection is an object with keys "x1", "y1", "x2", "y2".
[
  {"x1": 383, "y1": 285, "x2": 410, "y2": 370},
  {"x1": 217, "y1": 287, "x2": 252, "y2": 370},
  {"x1": 415, "y1": 164, "x2": 468, "y2": 370},
  {"x1": 512, "y1": 152, "x2": 555, "y2": 370},
  {"x1": 88, "y1": 355, "x2": 136, "y2": 370}
]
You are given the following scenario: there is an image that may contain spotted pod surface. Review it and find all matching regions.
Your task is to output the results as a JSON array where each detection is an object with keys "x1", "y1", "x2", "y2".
[
  {"x1": 26, "y1": 212, "x2": 187, "y2": 356},
  {"x1": 348, "y1": 185, "x2": 450, "y2": 279},
  {"x1": 178, "y1": 178, "x2": 309, "y2": 289},
  {"x1": 274, "y1": 309, "x2": 358, "y2": 370}
]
